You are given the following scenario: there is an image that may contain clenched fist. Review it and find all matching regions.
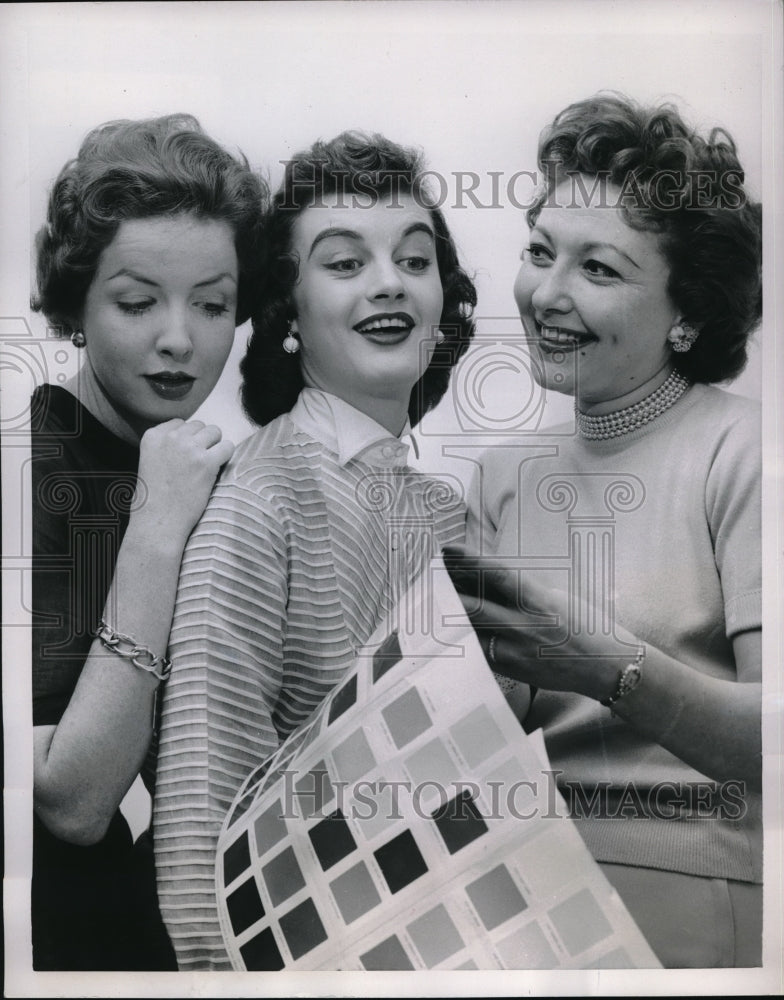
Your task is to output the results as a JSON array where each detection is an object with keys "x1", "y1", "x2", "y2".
[{"x1": 131, "y1": 419, "x2": 234, "y2": 548}]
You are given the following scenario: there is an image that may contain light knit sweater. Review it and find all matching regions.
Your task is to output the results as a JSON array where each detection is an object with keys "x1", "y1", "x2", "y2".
[
  {"x1": 466, "y1": 383, "x2": 762, "y2": 884},
  {"x1": 153, "y1": 391, "x2": 465, "y2": 969}
]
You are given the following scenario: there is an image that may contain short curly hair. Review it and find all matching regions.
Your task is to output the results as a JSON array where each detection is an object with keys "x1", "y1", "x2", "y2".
[
  {"x1": 240, "y1": 130, "x2": 477, "y2": 427},
  {"x1": 32, "y1": 113, "x2": 268, "y2": 333},
  {"x1": 527, "y1": 93, "x2": 762, "y2": 383}
]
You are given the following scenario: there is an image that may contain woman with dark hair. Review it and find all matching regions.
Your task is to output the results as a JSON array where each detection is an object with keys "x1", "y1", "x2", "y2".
[
  {"x1": 447, "y1": 94, "x2": 763, "y2": 968},
  {"x1": 30, "y1": 113, "x2": 267, "y2": 970},
  {"x1": 153, "y1": 130, "x2": 477, "y2": 969}
]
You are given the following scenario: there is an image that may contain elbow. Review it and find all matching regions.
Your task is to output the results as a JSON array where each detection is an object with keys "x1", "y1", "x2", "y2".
[{"x1": 34, "y1": 799, "x2": 114, "y2": 847}]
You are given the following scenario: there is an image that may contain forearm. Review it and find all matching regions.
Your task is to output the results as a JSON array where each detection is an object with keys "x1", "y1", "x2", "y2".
[
  {"x1": 33, "y1": 516, "x2": 186, "y2": 843},
  {"x1": 445, "y1": 544, "x2": 763, "y2": 795},
  {"x1": 607, "y1": 646, "x2": 761, "y2": 792}
]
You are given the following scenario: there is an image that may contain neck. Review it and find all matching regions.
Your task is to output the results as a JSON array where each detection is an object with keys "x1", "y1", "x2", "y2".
[
  {"x1": 64, "y1": 367, "x2": 144, "y2": 445},
  {"x1": 302, "y1": 379, "x2": 410, "y2": 437},
  {"x1": 574, "y1": 367, "x2": 691, "y2": 441},
  {"x1": 577, "y1": 362, "x2": 674, "y2": 417},
  {"x1": 339, "y1": 393, "x2": 409, "y2": 437}
]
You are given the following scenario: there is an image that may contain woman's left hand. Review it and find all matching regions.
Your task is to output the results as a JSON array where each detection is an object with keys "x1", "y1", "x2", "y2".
[{"x1": 443, "y1": 546, "x2": 628, "y2": 701}]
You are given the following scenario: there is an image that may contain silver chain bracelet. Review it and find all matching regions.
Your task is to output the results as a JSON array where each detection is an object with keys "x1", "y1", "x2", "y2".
[{"x1": 94, "y1": 618, "x2": 172, "y2": 682}]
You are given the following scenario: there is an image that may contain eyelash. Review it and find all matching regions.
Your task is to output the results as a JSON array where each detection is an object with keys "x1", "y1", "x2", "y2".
[
  {"x1": 116, "y1": 300, "x2": 230, "y2": 317},
  {"x1": 324, "y1": 255, "x2": 433, "y2": 274},
  {"x1": 325, "y1": 258, "x2": 361, "y2": 273},
  {"x1": 117, "y1": 300, "x2": 153, "y2": 316},
  {"x1": 400, "y1": 256, "x2": 432, "y2": 272},
  {"x1": 583, "y1": 259, "x2": 619, "y2": 279},
  {"x1": 523, "y1": 244, "x2": 620, "y2": 280},
  {"x1": 201, "y1": 303, "x2": 230, "y2": 317},
  {"x1": 523, "y1": 243, "x2": 552, "y2": 264}
]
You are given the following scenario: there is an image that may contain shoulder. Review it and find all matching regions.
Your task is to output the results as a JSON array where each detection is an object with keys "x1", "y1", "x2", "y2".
[
  {"x1": 29, "y1": 387, "x2": 138, "y2": 520},
  {"x1": 30, "y1": 384, "x2": 138, "y2": 470},
  {"x1": 221, "y1": 415, "x2": 319, "y2": 488},
  {"x1": 690, "y1": 384, "x2": 760, "y2": 436},
  {"x1": 30, "y1": 384, "x2": 82, "y2": 441},
  {"x1": 690, "y1": 387, "x2": 761, "y2": 521},
  {"x1": 686, "y1": 385, "x2": 760, "y2": 470},
  {"x1": 199, "y1": 415, "x2": 329, "y2": 530}
]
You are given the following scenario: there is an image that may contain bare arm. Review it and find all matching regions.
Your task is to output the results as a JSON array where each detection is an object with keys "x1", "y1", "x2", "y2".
[
  {"x1": 608, "y1": 628, "x2": 760, "y2": 792},
  {"x1": 33, "y1": 419, "x2": 233, "y2": 845}
]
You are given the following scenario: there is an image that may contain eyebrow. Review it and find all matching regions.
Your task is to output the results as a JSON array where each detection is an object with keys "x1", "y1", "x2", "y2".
[
  {"x1": 105, "y1": 268, "x2": 237, "y2": 287},
  {"x1": 308, "y1": 221, "x2": 436, "y2": 258},
  {"x1": 583, "y1": 241, "x2": 641, "y2": 270},
  {"x1": 194, "y1": 271, "x2": 237, "y2": 288},
  {"x1": 533, "y1": 225, "x2": 641, "y2": 270}
]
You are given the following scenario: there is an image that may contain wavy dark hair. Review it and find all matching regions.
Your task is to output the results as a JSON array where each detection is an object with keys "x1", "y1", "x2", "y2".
[
  {"x1": 527, "y1": 93, "x2": 762, "y2": 383},
  {"x1": 240, "y1": 130, "x2": 477, "y2": 426},
  {"x1": 31, "y1": 113, "x2": 268, "y2": 333}
]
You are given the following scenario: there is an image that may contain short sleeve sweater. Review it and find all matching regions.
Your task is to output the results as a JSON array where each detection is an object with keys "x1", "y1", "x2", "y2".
[
  {"x1": 466, "y1": 384, "x2": 761, "y2": 884},
  {"x1": 153, "y1": 393, "x2": 466, "y2": 969}
]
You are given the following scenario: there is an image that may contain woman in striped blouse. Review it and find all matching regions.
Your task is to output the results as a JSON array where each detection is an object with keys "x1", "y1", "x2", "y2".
[{"x1": 153, "y1": 131, "x2": 478, "y2": 969}]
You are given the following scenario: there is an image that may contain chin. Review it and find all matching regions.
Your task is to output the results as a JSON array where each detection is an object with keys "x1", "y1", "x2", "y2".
[
  {"x1": 373, "y1": 360, "x2": 423, "y2": 390},
  {"x1": 544, "y1": 379, "x2": 576, "y2": 399},
  {"x1": 529, "y1": 354, "x2": 576, "y2": 398}
]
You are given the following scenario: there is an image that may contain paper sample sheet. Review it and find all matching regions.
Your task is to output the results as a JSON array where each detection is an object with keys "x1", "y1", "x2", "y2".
[{"x1": 215, "y1": 558, "x2": 661, "y2": 971}]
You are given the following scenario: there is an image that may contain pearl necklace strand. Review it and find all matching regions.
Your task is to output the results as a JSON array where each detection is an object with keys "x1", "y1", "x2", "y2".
[{"x1": 576, "y1": 370, "x2": 691, "y2": 440}]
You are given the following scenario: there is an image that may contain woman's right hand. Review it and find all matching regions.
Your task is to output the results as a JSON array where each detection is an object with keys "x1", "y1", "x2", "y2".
[{"x1": 132, "y1": 419, "x2": 234, "y2": 545}]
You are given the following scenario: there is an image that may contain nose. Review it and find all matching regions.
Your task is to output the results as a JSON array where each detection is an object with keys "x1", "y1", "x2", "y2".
[
  {"x1": 529, "y1": 262, "x2": 573, "y2": 317},
  {"x1": 155, "y1": 305, "x2": 194, "y2": 361},
  {"x1": 366, "y1": 257, "x2": 406, "y2": 301}
]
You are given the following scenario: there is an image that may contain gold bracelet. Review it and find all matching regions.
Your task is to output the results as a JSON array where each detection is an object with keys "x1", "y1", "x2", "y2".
[{"x1": 94, "y1": 619, "x2": 172, "y2": 682}]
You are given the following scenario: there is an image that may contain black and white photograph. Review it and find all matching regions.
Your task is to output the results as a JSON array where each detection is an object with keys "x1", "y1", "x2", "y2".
[{"x1": 2, "y1": 1, "x2": 782, "y2": 996}]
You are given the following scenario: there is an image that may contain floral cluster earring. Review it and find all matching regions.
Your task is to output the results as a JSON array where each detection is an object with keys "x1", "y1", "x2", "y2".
[
  {"x1": 282, "y1": 320, "x2": 300, "y2": 355},
  {"x1": 71, "y1": 329, "x2": 86, "y2": 348},
  {"x1": 667, "y1": 320, "x2": 699, "y2": 353}
]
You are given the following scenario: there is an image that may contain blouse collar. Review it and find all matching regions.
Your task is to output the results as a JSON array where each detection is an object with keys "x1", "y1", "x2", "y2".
[{"x1": 289, "y1": 388, "x2": 419, "y2": 468}]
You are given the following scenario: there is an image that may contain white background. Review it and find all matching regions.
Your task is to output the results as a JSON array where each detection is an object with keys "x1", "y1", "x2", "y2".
[{"x1": 1, "y1": 1, "x2": 781, "y2": 997}]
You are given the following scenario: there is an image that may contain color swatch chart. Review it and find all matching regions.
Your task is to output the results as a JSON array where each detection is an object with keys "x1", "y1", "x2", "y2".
[{"x1": 215, "y1": 559, "x2": 660, "y2": 971}]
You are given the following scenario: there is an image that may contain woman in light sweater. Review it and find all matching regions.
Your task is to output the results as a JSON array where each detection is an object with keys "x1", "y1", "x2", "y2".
[
  {"x1": 153, "y1": 131, "x2": 478, "y2": 968},
  {"x1": 446, "y1": 94, "x2": 762, "y2": 967}
]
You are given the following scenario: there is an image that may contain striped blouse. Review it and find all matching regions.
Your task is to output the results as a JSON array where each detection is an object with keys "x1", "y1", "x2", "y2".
[{"x1": 153, "y1": 390, "x2": 466, "y2": 969}]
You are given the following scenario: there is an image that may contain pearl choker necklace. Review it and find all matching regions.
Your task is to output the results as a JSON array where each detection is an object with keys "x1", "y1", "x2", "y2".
[{"x1": 576, "y1": 370, "x2": 691, "y2": 440}]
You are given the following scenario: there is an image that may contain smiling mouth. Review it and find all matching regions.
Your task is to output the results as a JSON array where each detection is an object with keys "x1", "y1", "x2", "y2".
[
  {"x1": 536, "y1": 324, "x2": 597, "y2": 350},
  {"x1": 354, "y1": 312, "x2": 415, "y2": 336}
]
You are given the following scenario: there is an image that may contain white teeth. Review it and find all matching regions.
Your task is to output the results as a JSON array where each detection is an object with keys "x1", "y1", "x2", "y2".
[
  {"x1": 359, "y1": 317, "x2": 411, "y2": 332},
  {"x1": 541, "y1": 325, "x2": 583, "y2": 344}
]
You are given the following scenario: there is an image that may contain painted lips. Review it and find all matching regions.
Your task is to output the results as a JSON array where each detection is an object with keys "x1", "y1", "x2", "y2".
[
  {"x1": 144, "y1": 372, "x2": 195, "y2": 400},
  {"x1": 354, "y1": 312, "x2": 416, "y2": 345}
]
